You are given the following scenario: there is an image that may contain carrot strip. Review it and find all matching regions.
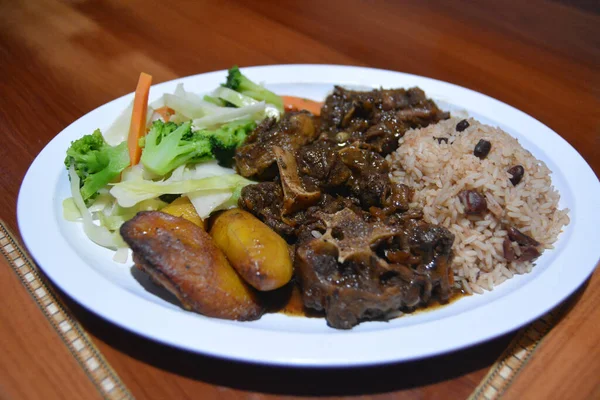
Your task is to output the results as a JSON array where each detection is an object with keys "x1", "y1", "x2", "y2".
[
  {"x1": 281, "y1": 95, "x2": 323, "y2": 116},
  {"x1": 155, "y1": 106, "x2": 175, "y2": 122},
  {"x1": 128, "y1": 72, "x2": 153, "y2": 166}
]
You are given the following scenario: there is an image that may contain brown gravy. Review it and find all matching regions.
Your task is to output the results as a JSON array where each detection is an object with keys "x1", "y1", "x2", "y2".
[
  {"x1": 263, "y1": 281, "x2": 468, "y2": 320},
  {"x1": 262, "y1": 281, "x2": 324, "y2": 318}
]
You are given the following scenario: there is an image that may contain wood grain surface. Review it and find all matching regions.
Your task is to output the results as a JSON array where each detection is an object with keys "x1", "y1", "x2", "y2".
[
  {"x1": 0, "y1": 253, "x2": 103, "y2": 400},
  {"x1": 505, "y1": 271, "x2": 600, "y2": 400},
  {"x1": 0, "y1": 0, "x2": 598, "y2": 399}
]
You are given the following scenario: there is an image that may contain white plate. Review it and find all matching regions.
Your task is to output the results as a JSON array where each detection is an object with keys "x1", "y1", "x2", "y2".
[{"x1": 17, "y1": 65, "x2": 600, "y2": 367}]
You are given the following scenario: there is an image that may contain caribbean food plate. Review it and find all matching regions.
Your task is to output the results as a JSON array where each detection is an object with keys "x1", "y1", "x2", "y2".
[{"x1": 17, "y1": 65, "x2": 600, "y2": 367}]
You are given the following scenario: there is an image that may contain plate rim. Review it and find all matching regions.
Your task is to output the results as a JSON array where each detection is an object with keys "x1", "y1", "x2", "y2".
[{"x1": 17, "y1": 64, "x2": 600, "y2": 367}]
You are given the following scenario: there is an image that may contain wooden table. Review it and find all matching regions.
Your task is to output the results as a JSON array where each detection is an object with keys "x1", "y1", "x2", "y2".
[{"x1": 1, "y1": 0, "x2": 598, "y2": 399}]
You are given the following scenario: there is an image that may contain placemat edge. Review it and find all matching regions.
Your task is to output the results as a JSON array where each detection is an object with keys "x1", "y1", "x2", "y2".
[
  {"x1": 467, "y1": 302, "x2": 566, "y2": 399},
  {"x1": 0, "y1": 221, "x2": 134, "y2": 400}
]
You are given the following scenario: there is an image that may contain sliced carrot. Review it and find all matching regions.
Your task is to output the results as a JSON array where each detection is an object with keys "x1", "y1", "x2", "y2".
[
  {"x1": 281, "y1": 95, "x2": 323, "y2": 116},
  {"x1": 128, "y1": 72, "x2": 153, "y2": 166},
  {"x1": 155, "y1": 106, "x2": 175, "y2": 122}
]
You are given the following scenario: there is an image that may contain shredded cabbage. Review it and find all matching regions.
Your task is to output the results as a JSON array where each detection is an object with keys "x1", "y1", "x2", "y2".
[
  {"x1": 193, "y1": 101, "x2": 266, "y2": 129},
  {"x1": 214, "y1": 86, "x2": 258, "y2": 108},
  {"x1": 163, "y1": 93, "x2": 210, "y2": 119},
  {"x1": 171, "y1": 161, "x2": 234, "y2": 180},
  {"x1": 109, "y1": 161, "x2": 251, "y2": 218},
  {"x1": 68, "y1": 165, "x2": 125, "y2": 250},
  {"x1": 62, "y1": 198, "x2": 80, "y2": 221},
  {"x1": 88, "y1": 191, "x2": 114, "y2": 212},
  {"x1": 213, "y1": 87, "x2": 280, "y2": 120},
  {"x1": 188, "y1": 190, "x2": 237, "y2": 219},
  {"x1": 174, "y1": 83, "x2": 213, "y2": 105},
  {"x1": 149, "y1": 83, "x2": 220, "y2": 122},
  {"x1": 97, "y1": 198, "x2": 168, "y2": 230},
  {"x1": 113, "y1": 247, "x2": 130, "y2": 263},
  {"x1": 110, "y1": 173, "x2": 252, "y2": 208},
  {"x1": 168, "y1": 162, "x2": 244, "y2": 217},
  {"x1": 188, "y1": 183, "x2": 246, "y2": 218}
]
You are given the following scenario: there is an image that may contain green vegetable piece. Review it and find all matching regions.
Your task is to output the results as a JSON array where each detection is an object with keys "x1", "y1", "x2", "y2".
[
  {"x1": 140, "y1": 120, "x2": 213, "y2": 176},
  {"x1": 223, "y1": 66, "x2": 283, "y2": 112},
  {"x1": 203, "y1": 94, "x2": 226, "y2": 107},
  {"x1": 197, "y1": 119, "x2": 256, "y2": 166},
  {"x1": 199, "y1": 119, "x2": 255, "y2": 151},
  {"x1": 64, "y1": 130, "x2": 130, "y2": 203},
  {"x1": 141, "y1": 119, "x2": 256, "y2": 174}
]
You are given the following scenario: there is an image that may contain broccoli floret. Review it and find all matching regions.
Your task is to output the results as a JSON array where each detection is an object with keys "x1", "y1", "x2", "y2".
[
  {"x1": 199, "y1": 119, "x2": 255, "y2": 151},
  {"x1": 140, "y1": 119, "x2": 256, "y2": 174},
  {"x1": 197, "y1": 119, "x2": 256, "y2": 167},
  {"x1": 64, "y1": 130, "x2": 130, "y2": 203},
  {"x1": 223, "y1": 66, "x2": 283, "y2": 112},
  {"x1": 140, "y1": 120, "x2": 213, "y2": 176}
]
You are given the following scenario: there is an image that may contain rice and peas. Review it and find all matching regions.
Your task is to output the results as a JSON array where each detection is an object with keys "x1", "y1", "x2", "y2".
[{"x1": 388, "y1": 117, "x2": 570, "y2": 294}]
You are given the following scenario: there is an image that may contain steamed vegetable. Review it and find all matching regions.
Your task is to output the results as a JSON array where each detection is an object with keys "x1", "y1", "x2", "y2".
[
  {"x1": 96, "y1": 198, "x2": 168, "y2": 231},
  {"x1": 110, "y1": 169, "x2": 252, "y2": 209},
  {"x1": 112, "y1": 161, "x2": 249, "y2": 219},
  {"x1": 140, "y1": 120, "x2": 212, "y2": 176},
  {"x1": 187, "y1": 189, "x2": 238, "y2": 220},
  {"x1": 211, "y1": 86, "x2": 280, "y2": 120},
  {"x1": 68, "y1": 165, "x2": 124, "y2": 249},
  {"x1": 150, "y1": 83, "x2": 267, "y2": 125},
  {"x1": 64, "y1": 130, "x2": 130, "y2": 203},
  {"x1": 200, "y1": 119, "x2": 255, "y2": 165},
  {"x1": 140, "y1": 119, "x2": 255, "y2": 176},
  {"x1": 192, "y1": 101, "x2": 266, "y2": 130},
  {"x1": 203, "y1": 94, "x2": 226, "y2": 107},
  {"x1": 162, "y1": 92, "x2": 213, "y2": 120},
  {"x1": 213, "y1": 86, "x2": 258, "y2": 108},
  {"x1": 154, "y1": 106, "x2": 174, "y2": 122},
  {"x1": 223, "y1": 66, "x2": 284, "y2": 112},
  {"x1": 128, "y1": 72, "x2": 153, "y2": 166}
]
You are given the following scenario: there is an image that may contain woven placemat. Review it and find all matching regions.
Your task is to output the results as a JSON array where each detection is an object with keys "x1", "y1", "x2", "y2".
[
  {"x1": 2, "y1": 219, "x2": 566, "y2": 399},
  {"x1": 0, "y1": 222, "x2": 133, "y2": 400},
  {"x1": 467, "y1": 304, "x2": 566, "y2": 400}
]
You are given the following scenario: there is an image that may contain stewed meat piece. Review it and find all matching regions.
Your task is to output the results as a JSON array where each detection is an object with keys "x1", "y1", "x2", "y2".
[
  {"x1": 320, "y1": 86, "x2": 449, "y2": 155},
  {"x1": 235, "y1": 111, "x2": 319, "y2": 178},
  {"x1": 295, "y1": 208, "x2": 454, "y2": 329}
]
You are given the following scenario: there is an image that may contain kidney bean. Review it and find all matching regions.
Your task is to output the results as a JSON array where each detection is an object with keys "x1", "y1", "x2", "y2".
[
  {"x1": 474, "y1": 139, "x2": 491, "y2": 159},
  {"x1": 517, "y1": 245, "x2": 541, "y2": 262},
  {"x1": 456, "y1": 119, "x2": 470, "y2": 132},
  {"x1": 458, "y1": 190, "x2": 488, "y2": 214},
  {"x1": 507, "y1": 226, "x2": 540, "y2": 246},
  {"x1": 507, "y1": 165, "x2": 524, "y2": 185},
  {"x1": 503, "y1": 238, "x2": 516, "y2": 261}
]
